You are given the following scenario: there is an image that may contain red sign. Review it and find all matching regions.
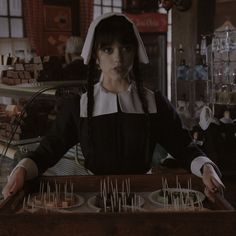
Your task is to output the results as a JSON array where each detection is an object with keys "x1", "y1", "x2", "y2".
[{"x1": 125, "y1": 12, "x2": 168, "y2": 33}]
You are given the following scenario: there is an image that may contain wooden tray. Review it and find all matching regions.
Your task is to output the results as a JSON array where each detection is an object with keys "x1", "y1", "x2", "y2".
[{"x1": 0, "y1": 172, "x2": 235, "y2": 236}]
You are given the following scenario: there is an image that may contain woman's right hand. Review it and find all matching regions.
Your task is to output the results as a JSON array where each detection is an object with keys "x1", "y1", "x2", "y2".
[{"x1": 2, "y1": 167, "x2": 26, "y2": 199}]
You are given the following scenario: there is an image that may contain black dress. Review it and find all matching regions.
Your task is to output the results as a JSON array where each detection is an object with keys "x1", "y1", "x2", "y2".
[{"x1": 27, "y1": 83, "x2": 205, "y2": 175}]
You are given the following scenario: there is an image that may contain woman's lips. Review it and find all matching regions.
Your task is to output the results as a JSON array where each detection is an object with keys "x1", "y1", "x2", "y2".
[{"x1": 113, "y1": 66, "x2": 125, "y2": 73}]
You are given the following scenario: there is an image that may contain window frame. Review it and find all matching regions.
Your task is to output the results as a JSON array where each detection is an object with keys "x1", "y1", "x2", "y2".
[
  {"x1": 0, "y1": 0, "x2": 25, "y2": 38},
  {"x1": 93, "y1": 0, "x2": 123, "y2": 19}
]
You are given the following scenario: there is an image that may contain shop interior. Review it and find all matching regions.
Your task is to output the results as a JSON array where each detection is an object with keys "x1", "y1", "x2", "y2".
[{"x1": 0, "y1": 1, "x2": 236, "y2": 235}]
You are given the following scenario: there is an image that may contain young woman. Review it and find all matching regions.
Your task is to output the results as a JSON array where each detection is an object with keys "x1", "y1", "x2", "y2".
[{"x1": 2, "y1": 13, "x2": 223, "y2": 199}]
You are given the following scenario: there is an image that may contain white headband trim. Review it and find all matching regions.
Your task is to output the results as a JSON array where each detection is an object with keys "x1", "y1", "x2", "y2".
[{"x1": 81, "y1": 12, "x2": 149, "y2": 65}]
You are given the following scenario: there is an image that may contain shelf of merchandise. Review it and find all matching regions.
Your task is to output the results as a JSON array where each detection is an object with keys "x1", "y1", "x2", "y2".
[
  {"x1": 0, "y1": 80, "x2": 87, "y2": 97},
  {"x1": 208, "y1": 22, "x2": 236, "y2": 113}
]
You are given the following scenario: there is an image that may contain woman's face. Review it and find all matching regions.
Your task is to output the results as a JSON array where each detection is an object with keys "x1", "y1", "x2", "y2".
[{"x1": 96, "y1": 41, "x2": 135, "y2": 82}]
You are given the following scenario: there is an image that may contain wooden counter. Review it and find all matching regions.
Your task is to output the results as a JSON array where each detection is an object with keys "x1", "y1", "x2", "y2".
[{"x1": 0, "y1": 171, "x2": 236, "y2": 236}]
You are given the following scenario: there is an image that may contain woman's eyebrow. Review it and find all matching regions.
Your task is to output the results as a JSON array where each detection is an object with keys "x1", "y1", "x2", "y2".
[{"x1": 99, "y1": 44, "x2": 112, "y2": 48}]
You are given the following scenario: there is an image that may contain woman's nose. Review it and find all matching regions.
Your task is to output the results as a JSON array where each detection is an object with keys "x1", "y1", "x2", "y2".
[{"x1": 113, "y1": 48, "x2": 123, "y2": 62}]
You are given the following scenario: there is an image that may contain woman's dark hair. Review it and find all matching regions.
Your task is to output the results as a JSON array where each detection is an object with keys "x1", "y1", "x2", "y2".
[
  {"x1": 86, "y1": 15, "x2": 150, "y2": 164},
  {"x1": 93, "y1": 15, "x2": 138, "y2": 53},
  {"x1": 87, "y1": 15, "x2": 149, "y2": 117}
]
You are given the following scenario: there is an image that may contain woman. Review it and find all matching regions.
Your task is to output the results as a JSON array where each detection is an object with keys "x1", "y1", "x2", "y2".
[{"x1": 2, "y1": 13, "x2": 223, "y2": 199}]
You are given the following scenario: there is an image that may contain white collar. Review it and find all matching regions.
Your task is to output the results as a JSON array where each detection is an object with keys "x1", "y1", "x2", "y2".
[
  {"x1": 98, "y1": 73, "x2": 132, "y2": 93},
  {"x1": 80, "y1": 82, "x2": 157, "y2": 117},
  {"x1": 220, "y1": 117, "x2": 234, "y2": 124},
  {"x1": 199, "y1": 106, "x2": 220, "y2": 130}
]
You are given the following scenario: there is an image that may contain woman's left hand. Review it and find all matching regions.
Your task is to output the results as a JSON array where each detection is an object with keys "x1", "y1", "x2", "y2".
[{"x1": 202, "y1": 163, "x2": 225, "y2": 202}]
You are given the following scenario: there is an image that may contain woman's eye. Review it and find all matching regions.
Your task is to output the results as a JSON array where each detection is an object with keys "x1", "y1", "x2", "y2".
[
  {"x1": 123, "y1": 46, "x2": 132, "y2": 51},
  {"x1": 102, "y1": 47, "x2": 113, "y2": 54}
]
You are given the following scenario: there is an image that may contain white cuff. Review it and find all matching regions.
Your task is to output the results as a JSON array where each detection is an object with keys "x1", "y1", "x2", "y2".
[
  {"x1": 10, "y1": 158, "x2": 38, "y2": 180},
  {"x1": 191, "y1": 156, "x2": 225, "y2": 188},
  {"x1": 190, "y1": 156, "x2": 221, "y2": 178}
]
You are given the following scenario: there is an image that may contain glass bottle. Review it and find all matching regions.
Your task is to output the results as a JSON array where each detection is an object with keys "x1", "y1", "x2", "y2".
[
  {"x1": 177, "y1": 44, "x2": 189, "y2": 80},
  {"x1": 193, "y1": 44, "x2": 208, "y2": 80}
]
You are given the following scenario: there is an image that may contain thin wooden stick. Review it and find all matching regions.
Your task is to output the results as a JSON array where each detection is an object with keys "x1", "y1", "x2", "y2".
[
  {"x1": 111, "y1": 195, "x2": 114, "y2": 212},
  {"x1": 103, "y1": 196, "x2": 107, "y2": 213},
  {"x1": 118, "y1": 198, "x2": 121, "y2": 212},
  {"x1": 22, "y1": 197, "x2": 26, "y2": 210},
  {"x1": 176, "y1": 175, "x2": 178, "y2": 188},
  {"x1": 165, "y1": 178, "x2": 169, "y2": 189},
  {"x1": 107, "y1": 176, "x2": 110, "y2": 194},
  {"x1": 110, "y1": 180, "x2": 114, "y2": 195},
  {"x1": 103, "y1": 179, "x2": 107, "y2": 198},
  {"x1": 100, "y1": 180, "x2": 103, "y2": 197}
]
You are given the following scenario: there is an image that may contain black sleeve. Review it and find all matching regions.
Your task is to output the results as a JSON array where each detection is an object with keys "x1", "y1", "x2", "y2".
[
  {"x1": 27, "y1": 96, "x2": 81, "y2": 175},
  {"x1": 154, "y1": 91, "x2": 206, "y2": 170}
]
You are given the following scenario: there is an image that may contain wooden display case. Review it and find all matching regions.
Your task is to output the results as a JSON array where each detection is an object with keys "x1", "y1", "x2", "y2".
[{"x1": 0, "y1": 169, "x2": 235, "y2": 236}]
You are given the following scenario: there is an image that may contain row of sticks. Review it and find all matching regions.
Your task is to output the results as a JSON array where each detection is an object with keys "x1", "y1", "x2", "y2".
[
  {"x1": 22, "y1": 181, "x2": 75, "y2": 210},
  {"x1": 161, "y1": 176, "x2": 204, "y2": 210},
  {"x1": 98, "y1": 177, "x2": 142, "y2": 213},
  {"x1": 21, "y1": 176, "x2": 209, "y2": 212}
]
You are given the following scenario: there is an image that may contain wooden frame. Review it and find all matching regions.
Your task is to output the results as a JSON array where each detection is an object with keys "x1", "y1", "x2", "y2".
[
  {"x1": 0, "y1": 171, "x2": 235, "y2": 236},
  {"x1": 43, "y1": 5, "x2": 72, "y2": 32}
]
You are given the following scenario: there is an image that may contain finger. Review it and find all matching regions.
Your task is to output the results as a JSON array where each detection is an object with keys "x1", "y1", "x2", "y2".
[
  {"x1": 203, "y1": 178, "x2": 216, "y2": 192},
  {"x1": 204, "y1": 187, "x2": 215, "y2": 203},
  {"x1": 211, "y1": 177, "x2": 224, "y2": 189},
  {"x1": 202, "y1": 164, "x2": 225, "y2": 188},
  {"x1": 2, "y1": 179, "x2": 16, "y2": 199},
  {"x1": 2, "y1": 186, "x2": 13, "y2": 199},
  {"x1": 207, "y1": 178, "x2": 224, "y2": 193},
  {"x1": 9, "y1": 181, "x2": 17, "y2": 195},
  {"x1": 3, "y1": 191, "x2": 14, "y2": 199},
  {"x1": 204, "y1": 176, "x2": 224, "y2": 193}
]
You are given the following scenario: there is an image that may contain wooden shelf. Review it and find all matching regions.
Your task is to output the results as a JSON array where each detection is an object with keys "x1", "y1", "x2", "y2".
[
  {"x1": 0, "y1": 80, "x2": 87, "y2": 97},
  {"x1": 0, "y1": 83, "x2": 55, "y2": 97}
]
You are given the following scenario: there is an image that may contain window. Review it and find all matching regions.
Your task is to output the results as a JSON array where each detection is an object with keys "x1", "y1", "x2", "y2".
[
  {"x1": 0, "y1": 0, "x2": 24, "y2": 38},
  {"x1": 93, "y1": 0, "x2": 122, "y2": 19}
]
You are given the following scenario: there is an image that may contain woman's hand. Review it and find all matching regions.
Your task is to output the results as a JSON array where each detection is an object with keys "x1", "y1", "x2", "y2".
[
  {"x1": 2, "y1": 167, "x2": 26, "y2": 199},
  {"x1": 202, "y1": 163, "x2": 224, "y2": 202}
]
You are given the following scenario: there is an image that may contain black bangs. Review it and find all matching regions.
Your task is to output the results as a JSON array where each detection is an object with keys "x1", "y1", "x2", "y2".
[{"x1": 93, "y1": 15, "x2": 138, "y2": 50}]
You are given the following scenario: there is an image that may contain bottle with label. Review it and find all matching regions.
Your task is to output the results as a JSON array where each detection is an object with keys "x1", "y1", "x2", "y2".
[
  {"x1": 6, "y1": 53, "x2": 12, "y2": 66},
  {"x1": 177, "y1": 44, "x2": 189, "y2": 80},
  {"x1": 193, "y1": 43, "x2": 208, "y2": 80}
]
